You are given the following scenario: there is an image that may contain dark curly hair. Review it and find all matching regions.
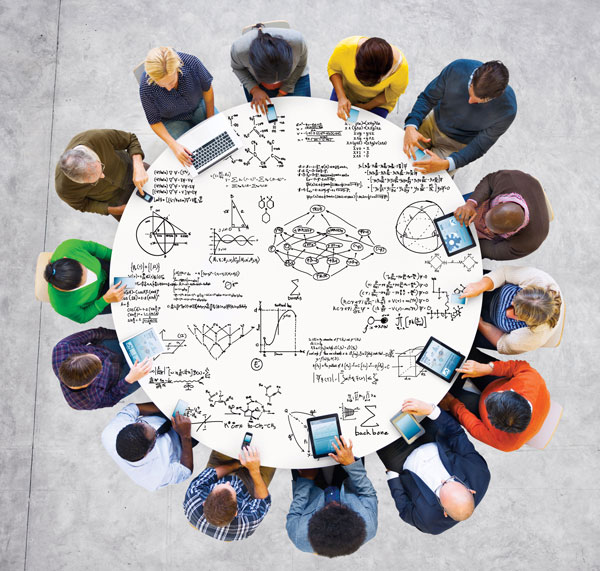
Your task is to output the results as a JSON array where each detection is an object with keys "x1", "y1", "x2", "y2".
[
  {"x1": 115, "y1": 423, "x2": 154, "y2": 462},
  {"x1": 308, "y1": 503, "x2": 366, "y2": 557}
]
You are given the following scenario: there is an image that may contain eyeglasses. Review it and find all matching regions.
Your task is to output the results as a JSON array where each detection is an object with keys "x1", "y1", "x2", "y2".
[
  {"x1": 434, "y1": 475, "x2": 470, "y2": 507},
  {"x1": 137, "y1": 419, "x2": 158, "y2": 453},
  {"x1": 90, "y1": 162, "x2": 105, "y2": 186}
]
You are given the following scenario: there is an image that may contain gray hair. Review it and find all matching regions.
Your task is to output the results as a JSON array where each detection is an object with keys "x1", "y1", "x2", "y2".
[{"x1": 59, "y1": 146, "x2": 100, "y2": 183}]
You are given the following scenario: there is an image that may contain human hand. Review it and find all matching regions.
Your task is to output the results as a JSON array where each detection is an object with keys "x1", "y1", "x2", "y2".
[
  {"x1": 103, "y1": 280, "x2": 126, "y2": 303},
  {"x1": 461, "y1": 281, "x2": 485, "y2": 299},
  {"x1": 170, "y1": 142, "x2": 193, "y2": 167},
  {"x1": 454, "y1": 202, "x2": 477, "y2": 226},
  {"x1": 172, "y1": 412, "x2": 192, "y2": 439},
  {"x1": 456, "y1": 360, "x2": 493, "y2": 378},
  {"x1": 239, "y1": 445, "x2": 261, "y2": 474},
  {"x1": 297, "y1": 468, "x2": 318, "y2": 480},
  {"x1": 329, "y1": 436, "x2": 355, "y2": 465},
  {"x1": 413, "y1": 149, "x2": 449, "y2": 174},
  {"x1": 438, "y1": 394, "x2": 454, "y2": 411},
  {"x1": 403, "y1": 126, "x2": 431, "y2": 160},
  {"x1": 125, "y1": 357, "x2": 153, "y2": 383},
  {"x1": 401, "y1": 398, "x2": 434, "y2": 416},
  {"x1": 132, "y1": 163, "x2": 149, "y2": 192},
  {"x1": 337, "y1": 97, "x2": 351, "y2": 120},
  {"x1": 250, "y1": 87, "x2": 271, "y2": 114}
]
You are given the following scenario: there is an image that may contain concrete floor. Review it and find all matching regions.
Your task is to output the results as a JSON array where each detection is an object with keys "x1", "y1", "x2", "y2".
[{"x1": 1, "y1": 0, "x2": 599, "y2": 569}]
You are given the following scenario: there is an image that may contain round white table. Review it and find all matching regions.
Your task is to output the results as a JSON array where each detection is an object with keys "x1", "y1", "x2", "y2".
[{"x1": 111, "y1": 97, "x2": 482, "y2": 468}]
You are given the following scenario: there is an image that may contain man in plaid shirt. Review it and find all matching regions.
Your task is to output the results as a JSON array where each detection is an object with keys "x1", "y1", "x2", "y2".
[
  {"x1": 183, "y1": 446, "x2": 273, "y2": 541},
  {"x1": 52, "y1": 327, "x2": 151, "y2": 410}
]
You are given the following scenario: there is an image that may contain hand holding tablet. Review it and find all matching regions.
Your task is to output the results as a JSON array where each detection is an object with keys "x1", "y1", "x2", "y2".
[
  {"x1": 329, "y1": 436, "x2": 355, "y2": 465},
  {"x1": 434, "y1": 213, "x2": 476, "y2": 256}
]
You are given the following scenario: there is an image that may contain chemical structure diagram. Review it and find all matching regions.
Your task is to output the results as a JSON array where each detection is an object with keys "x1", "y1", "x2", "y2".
[
  {"x1": 203, "y1": 384, "x2": 283, "y2": 422},
  {"x1": 136, "y1": 208, "x2": 190, "y2": 257},
  {"x1": 425, "y1": 252, "x2": 477, "y2": 273},
  {"x1": 227, "y1": 113, "x2": 286, "y2": 169},
  {"x1": 258, "y1": 195, "x2": 275, "y2": 223},
  {"x1": 268, "y1": 204, "x2": 387, "y2": 281}
]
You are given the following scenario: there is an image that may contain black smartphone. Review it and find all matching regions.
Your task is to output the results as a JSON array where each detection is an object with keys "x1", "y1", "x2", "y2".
[
  {"x1": 241, "y1": 431, "x2": 253, "y2": 449},
  {"x1": 136, "y1": 189, "x2": 153, "y2": 202},
  {"x1": 266, "y1": 104, "x2": 277, "y2": 123}
]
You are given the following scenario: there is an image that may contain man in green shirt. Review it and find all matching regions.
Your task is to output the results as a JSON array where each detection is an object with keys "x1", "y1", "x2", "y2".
[{"x1": 55, "y1": 129, "x2": 149, "y2": 219}]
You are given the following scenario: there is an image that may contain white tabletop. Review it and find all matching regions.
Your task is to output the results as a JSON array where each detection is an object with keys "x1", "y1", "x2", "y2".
[{"x1": 111, "y1": 97, "x2": 482, "y2": 468}]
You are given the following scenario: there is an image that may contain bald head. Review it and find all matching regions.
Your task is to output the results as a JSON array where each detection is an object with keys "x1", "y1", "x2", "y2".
[
  {"x1": 439, "y1": 480, "x2": 475, "y2": 521},
  {"x1": 485, "y1": 202, "x2": 525, "y2": 235}
]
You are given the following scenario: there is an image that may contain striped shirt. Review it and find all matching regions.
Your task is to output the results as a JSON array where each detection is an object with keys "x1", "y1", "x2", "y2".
[
  {"x1": 52, "y1": 328, "x2": 130, "y2": 410},
  {"x1": 489, "y1": 284, "x2": 528, "y2": 333},
  {"x1": 139, "y1": 52, "x2": 213, "y2": 125},
  {"x1": 183, "y1": 468, "x2": 271, "y2": 541}
]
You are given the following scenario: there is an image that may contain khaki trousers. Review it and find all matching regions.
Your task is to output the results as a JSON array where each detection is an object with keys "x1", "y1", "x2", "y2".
[
  {"x1": 418, "y1": 112, "x2": 467, "y2": 176},
  {"x1": 206, "y1": 449, "x2": 276, "y2": 497}
]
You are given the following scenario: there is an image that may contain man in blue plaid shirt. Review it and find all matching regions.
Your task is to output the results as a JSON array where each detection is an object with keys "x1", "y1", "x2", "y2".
[{"x1": 183, "y1": 446, "x2": 273, "y2": 541}]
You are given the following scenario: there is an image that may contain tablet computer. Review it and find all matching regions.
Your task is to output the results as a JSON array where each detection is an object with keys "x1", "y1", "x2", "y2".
[
  {"x1": 119, "y1": 327, "x2": 165, "y2": 367},
  {"x1": 417, "y1": 336, "x2": 465, "y2": 382},
  {"x1": 390, "y1": 411, "x2": 426, "y2": 444},
  {"x1": 434, "y1": 213, "x2": 476, "y2": 256},
  {"x1": 307, "y1": 414, "x2": 342, "y2": 459}
]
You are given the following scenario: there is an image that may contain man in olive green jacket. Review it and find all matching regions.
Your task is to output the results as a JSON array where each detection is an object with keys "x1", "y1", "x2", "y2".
[{"x1": 55, "y1": 129, "x2": 148, "y2": 219}]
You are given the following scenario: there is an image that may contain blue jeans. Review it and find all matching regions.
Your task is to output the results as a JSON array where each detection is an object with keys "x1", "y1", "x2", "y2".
[
  {"x1": 243, "y1": 73, "x2": 311, "y2": 101},
  {"x1": 164, "y1": 99, "x2": 219, "y2": 140},
  {"x1": 329, "y1": 88, "x2": 389, "y2": 119},
  {"x1": 99, "y1": 338, "x2": 140, "y2": 395}
]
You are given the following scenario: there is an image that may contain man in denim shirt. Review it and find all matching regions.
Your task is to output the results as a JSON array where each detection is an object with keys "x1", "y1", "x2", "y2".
[{"x1": 286, "y1": 437, "x2": 378, "y2": 557}]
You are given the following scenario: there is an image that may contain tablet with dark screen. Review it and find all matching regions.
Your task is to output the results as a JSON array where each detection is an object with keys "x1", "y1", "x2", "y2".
[{"x1": 434, "y1": 213, "x2": 476, "y2": 256}]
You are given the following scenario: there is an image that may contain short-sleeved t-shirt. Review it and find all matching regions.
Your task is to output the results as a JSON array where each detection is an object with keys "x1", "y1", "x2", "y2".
[
  {"x1": 327, "y1": 36, "x2": 409, "y2": 112},
  {"x1": 139, "y1": 52, "x2": 213, "y2": 125}
]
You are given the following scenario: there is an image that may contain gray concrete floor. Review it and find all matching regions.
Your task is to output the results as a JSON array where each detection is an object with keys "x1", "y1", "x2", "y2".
[{"x1": 1, "y1": 0, "x2": 599, "y2": 569}]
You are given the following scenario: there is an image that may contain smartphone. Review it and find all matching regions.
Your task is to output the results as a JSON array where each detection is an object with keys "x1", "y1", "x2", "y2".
[
  {"x1": 266, "y1": 104, "x2": 277, "y2": 123},
  {"x1": 390, "y1": 411, "x2": 426, "y2": 444},
  {"x1": 241, "y1": 431, "x2": 253, "y2": 449},
  {"x1": 450, "y1": 293, "x2": 466, "y2": 305},
  {"x1": 347, "y1": 108, "x2": 359, "y2": 123},
  {"x1": 136, "y1": 189, "x2": 153, "y2": 202},
  {"x1": 413, "y1": 148, "x2": 428, "y2": 162},
  {"x1": 113, "y1": 277, "x2": 136, "y2": 288},
  {"x1": 172, "y1": 399, "x2": 189, "y2": 417}
]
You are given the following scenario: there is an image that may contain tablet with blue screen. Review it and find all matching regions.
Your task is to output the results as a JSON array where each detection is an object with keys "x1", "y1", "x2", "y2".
[
  {"x1": 119, "y1": 327, "x2": 165, "y2": 367},
  {"x1": 307, "y1": 414, "x2": 342, "y2": 458},
  {"x1": 434, "y1": 212, "x2": 476, "y2": 256},
  {"x1": 417, "y1": 337, "x2": 465, "y2": 382}
]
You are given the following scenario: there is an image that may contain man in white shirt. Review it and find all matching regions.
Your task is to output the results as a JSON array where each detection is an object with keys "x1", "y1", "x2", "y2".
[
  {"x1": 102, "y1": 402, "x2": 193, "y2": 491},
  {"x1": 378, "y1": 398, "x2": 490, "y2": 535}
]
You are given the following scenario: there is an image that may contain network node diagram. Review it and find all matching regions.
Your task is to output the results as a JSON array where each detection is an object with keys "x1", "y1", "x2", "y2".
[{"x1": 268, "y1": 204, "x2": 387, "y2": 281}]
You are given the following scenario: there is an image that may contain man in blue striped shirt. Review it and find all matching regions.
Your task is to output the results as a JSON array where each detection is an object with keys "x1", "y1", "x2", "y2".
[{"x1": 183, "y1": 446, "x2": 273, "y2": 541}]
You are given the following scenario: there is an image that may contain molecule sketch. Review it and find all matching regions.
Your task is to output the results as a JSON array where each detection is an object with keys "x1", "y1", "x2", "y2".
[
  {"x1": 268, "y1": 204, "x2": 387, "y2": 281},
  {"x1": 136, "y1": 209, "x2": 190, "y2": 257},
  {"x1": 258, "y1": 195, "x2": 275, "y2": 223},
  {"x1": 187, "y1": 323, "x2": 255, "y2": 360},
  {"x1": 396, "y1": 200, "x2": 444, "y2": 254},
  {"x1": 425, "y1": 252, "x2": 477, "y2": 272}
]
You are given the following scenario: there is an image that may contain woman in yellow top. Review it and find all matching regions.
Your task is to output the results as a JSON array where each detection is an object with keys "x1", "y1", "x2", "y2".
[{"x1": 328, "y1": 36, "x2": 409, "y2": 120}]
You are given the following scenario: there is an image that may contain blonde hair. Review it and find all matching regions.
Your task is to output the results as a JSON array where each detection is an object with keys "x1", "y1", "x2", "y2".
[
  {"x1": 513, "y1": 286, "x2": 562, "y2": 330},
  {"x1": 144, "y1": 47, "x2": 183, "y2": 84}
]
